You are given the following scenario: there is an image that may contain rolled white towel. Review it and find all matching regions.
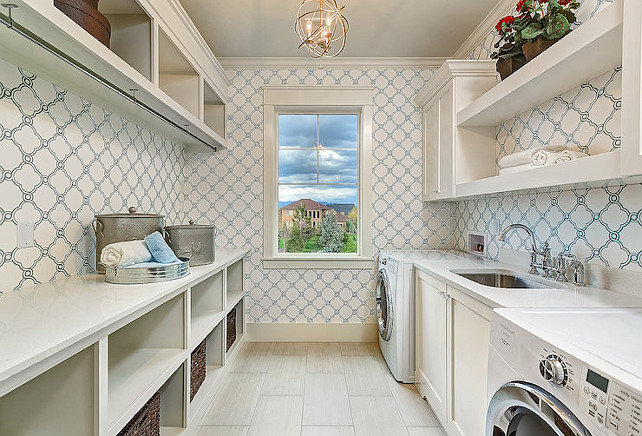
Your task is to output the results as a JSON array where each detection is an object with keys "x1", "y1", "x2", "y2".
[
  {"x1": 531, "y1": 150, "x2": 558, "y2": 166},
  {"x1": 499, "y1": 163, "x2": 537, "y2": 175},
  {"x1": 498, "y1": 145, "x2": 569, "y2": 168},
  {"x1": 100, "y1": 240, "x2": 152, "y2": 268},
  {"x1": 555, "y1": 150, "x2": 588, "y2": 163}
]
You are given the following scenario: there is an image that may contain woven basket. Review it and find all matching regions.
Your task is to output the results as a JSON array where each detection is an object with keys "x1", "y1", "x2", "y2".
[
  {"x1": 117, "y1": 392, "x2": 160, "y2": 436},
  {"x1": 190, "y1": 339, "x2": 207, "y2": 402},
  {"x1": 54, "y1": 0, "x2": 111, "y2": 47},
  {"x1": 226, "y1": 309, "x2": 237, "y2": 352}
]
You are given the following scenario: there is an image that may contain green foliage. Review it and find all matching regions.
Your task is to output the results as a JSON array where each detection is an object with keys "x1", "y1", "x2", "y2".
[
  {"x1": 285, "y1": 225, "x2": 305, "y2": 252},
  {"x1": 318, "y1": 212, "x2": 345, "y2": 253},
  {"x1": 346, "y1": 219, "x2": 356, "y2": 234},
  {"x1": 292, "y1": 204, "x2": 313, "y2": 240},
  {"x1": 348, "y1": 207, "x2": 358, "y2": 229},
  {"x1": 340, "y1": 233, "x2": 358, "y2": 253}
]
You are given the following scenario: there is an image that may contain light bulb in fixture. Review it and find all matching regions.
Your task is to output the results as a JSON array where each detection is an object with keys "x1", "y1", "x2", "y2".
[{"x1": 295, "y1": 0, "x2": 348, "y2": 58}]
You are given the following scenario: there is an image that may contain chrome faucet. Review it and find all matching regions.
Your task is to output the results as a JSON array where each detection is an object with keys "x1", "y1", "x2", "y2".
[{"x1": 499, "y1": 224, "x2": 552, "y2": 276}]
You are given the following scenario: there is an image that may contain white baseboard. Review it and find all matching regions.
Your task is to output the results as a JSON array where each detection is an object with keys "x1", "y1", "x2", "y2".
[{"x1": 246, "y1": 322, "x2": 378, "y2": 342}]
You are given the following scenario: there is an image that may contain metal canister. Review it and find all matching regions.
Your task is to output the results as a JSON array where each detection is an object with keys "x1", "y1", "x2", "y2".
[
  {"x1": 165, "y1": 220, "x2": 216, "y2": 266},
  {"x1": 94, "y1": 206, "x2": 164, "y2": 273}
]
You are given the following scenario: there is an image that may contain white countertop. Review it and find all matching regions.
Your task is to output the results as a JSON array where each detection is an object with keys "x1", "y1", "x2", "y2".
[
  {"x1": 413, "y1": 253, "x2": 642, "y2": 309},
  {"x1": 0, "y1": 247, "x2": 249, "y2": 397}
]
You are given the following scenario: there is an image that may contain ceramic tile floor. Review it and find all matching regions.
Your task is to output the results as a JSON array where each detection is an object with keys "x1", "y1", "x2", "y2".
[{"x1": 196, "y1": 342, "x2": 446, "y2": 436}]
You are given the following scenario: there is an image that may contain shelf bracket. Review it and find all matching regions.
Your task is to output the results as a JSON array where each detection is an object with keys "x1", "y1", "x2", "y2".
[{"x1": 1, "y1": 3, "x2": 17, "y2": 29}]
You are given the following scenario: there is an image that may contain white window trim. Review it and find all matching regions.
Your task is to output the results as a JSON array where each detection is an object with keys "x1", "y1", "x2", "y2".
[{"x1": 263, "y1": 86, "x2": 374, "y2": 269}]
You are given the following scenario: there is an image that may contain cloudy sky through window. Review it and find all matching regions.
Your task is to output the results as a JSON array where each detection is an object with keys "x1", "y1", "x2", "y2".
[{"x1": 278, "y1": 114, "x2": 358, "y2": 206}]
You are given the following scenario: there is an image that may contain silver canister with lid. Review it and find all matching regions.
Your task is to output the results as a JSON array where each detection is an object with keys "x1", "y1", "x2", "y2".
[
  {"x1": 165, "y1": 220, "x2": 216, "y2": 266},
  {"x1": 93, "y1": 206, "x2": 164, "y2": 273}
]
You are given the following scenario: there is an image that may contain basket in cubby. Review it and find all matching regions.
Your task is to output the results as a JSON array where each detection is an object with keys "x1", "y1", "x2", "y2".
[
  {"x1": 117, "y1": 391, "x2": 160, "y2": 436},
  {"x1": 226, "y1": 308, "x2": 237, "y2": 351},
  {"x1": 190, "y1": 339, "x2": 207, "y2": 401}
]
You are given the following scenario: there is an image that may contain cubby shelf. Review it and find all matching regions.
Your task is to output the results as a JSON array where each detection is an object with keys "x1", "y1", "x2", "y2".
[
  {"x1": 0, "y1": 248, "x2": 248, "y2": 436},
  {"x1": 457, "y1": 0, "x2": 623, "y2": 127},
  {"x1": 0, "y1": 0, "x2": 228, "y2": 153}
]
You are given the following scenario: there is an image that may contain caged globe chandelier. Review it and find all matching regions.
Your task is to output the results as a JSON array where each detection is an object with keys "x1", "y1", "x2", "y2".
[{"x1": 295, "y1": 0, "x2": 349, "y2": 58}]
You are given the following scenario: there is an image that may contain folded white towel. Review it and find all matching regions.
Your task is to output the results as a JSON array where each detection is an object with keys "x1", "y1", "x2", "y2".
[
  {"x1": 555, "y1": 150, "x2": 588, "y2": 163},
  {"x1": 100, "y1": 240, "x2": 152, "y2": 268},
  {"x1": 498, "y1": 145, "x2": 570, "y2": 168},
  {"x1": 531, "y1": 150, "x2": 558, "y2": 166},
  {"x1": 499, "y1": 163, "x2": 537, "y2": 175}
]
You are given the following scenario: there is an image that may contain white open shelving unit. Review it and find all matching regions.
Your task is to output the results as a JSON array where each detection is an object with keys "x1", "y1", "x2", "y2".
[
  {"x1": 416, "y1": 0, "x2": 631, "y2": 201},
  {"x1": 0, "y1": 0, "x2": 228, "y2": 153},
  {"x1": 0, "y1": 249, "x2": 248, "y2": 436},
  {"x1": 454, "y1": 0, "x2": 625, "y2": 199}
]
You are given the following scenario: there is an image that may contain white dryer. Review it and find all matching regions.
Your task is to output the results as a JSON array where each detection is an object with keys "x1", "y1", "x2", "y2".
[
  {"x1": 487, "y1": 307, "x2": 642, "y2": 436},
  {"x1": 376, "y1": 250, "x2": 463, "y2": 383}
]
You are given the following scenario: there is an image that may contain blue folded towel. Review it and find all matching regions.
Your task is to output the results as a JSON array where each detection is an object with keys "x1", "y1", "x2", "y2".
[
  {"x1": 145, "y1": 231, "x2": 180, "y2": 264},
  {"x1": 122, "y1": 260, "x2": 181, "y2": 269}
]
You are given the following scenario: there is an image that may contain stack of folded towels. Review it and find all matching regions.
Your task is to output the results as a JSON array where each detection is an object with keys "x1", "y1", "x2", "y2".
[
  {"x1": 100, "y1": 231, "x2": 180, "y2": 269},
  {"x1": 498, "y1": 145, "x2": 589, "y2": 175}
]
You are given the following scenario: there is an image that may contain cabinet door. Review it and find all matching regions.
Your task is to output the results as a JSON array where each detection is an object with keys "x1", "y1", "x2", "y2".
[
  {"x1": 448, "y1": 287, "x2": 492, "y2": 436},
  {"x1": 423, "y1": 101, "x2": 440, "y2": 200},
  {"x1": 621, "y1": 0, "x2": 642, "y2": 175},
  {"x1": 415, "y1": 270, "x2": 448, "y2": 423},
  {"x1": 437, "y1": 86, "x2": 454, "y2": 198}
]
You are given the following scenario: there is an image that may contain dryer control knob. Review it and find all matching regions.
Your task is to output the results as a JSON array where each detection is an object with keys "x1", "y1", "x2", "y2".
[
  {"x1": 381, "y1": 258, "x2": 387, "y2": 265},
  {"x1": 539, "y1": 356, "x2": 566, "y2": 385}
]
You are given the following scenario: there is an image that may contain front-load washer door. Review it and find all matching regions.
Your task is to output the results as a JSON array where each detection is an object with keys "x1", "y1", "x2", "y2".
[
  {"x1": 487, "y1": 381, "x2": 591, "y2": 436},
  {"x1": 375, "y1": 269, "x2": 393, "y2": 341}
]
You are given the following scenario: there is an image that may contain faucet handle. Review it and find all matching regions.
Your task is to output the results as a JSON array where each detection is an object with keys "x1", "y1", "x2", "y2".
[
  {"x1": 570, "y1": 259, "x2": 585, "y2": 287},
  {"x1": 555, "y1": 252, "x2": 573, "y2": 282}
]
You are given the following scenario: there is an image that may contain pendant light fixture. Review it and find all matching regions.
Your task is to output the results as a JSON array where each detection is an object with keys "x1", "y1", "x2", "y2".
[{"x1": 295, "y1": 0, "x2": 349, "y2": 58}]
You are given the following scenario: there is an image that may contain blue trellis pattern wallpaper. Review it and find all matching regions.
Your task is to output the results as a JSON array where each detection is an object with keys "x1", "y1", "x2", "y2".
[
  {"x1": 455, "y1": 0, "x2": 638, "y2": 272},
  {"x1": 183, "y1": 68, "x2": 456, "y2": 323},
  {"x1": 0, "y1": 57, "x2": 185, "y2": 293}
]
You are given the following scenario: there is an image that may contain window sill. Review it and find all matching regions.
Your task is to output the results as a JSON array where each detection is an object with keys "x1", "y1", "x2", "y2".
[{"x1": 262, "y1": 256, "x2": 374, "y2": 269}]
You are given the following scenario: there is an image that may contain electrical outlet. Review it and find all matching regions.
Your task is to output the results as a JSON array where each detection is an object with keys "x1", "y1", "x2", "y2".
[
  {"x1": 492, "y1": 220, "x2": 500, "y2": 236},
  {"x1": 17, "y1": 222, "x2": 34, "y2": 248}
]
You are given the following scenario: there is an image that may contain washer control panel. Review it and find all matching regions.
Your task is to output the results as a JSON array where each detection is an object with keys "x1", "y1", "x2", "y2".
[{"x1": 578, "y1": 366, "x2": 642, "y2": 436}]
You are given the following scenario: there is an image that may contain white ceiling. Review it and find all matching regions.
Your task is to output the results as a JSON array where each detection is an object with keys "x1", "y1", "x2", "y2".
[{"x1": 178, "y1": 0, "x2": 498, "y2": 58}]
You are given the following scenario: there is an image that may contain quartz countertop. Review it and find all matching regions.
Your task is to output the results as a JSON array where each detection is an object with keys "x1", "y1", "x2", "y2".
[
  {"x1": 413, "y1": 253, "x2": 642, "y2": 309},
  {"x1": 0, "y1": 247, "x2": 249, "y2": 396}
]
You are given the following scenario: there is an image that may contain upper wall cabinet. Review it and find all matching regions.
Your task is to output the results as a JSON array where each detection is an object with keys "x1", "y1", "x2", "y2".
[
  {"x1": 621, "y1": 0, "x2": 642, "y2": 175},
  {"x1": 413, "y1": 61, "x2": 498, "y2": 201},
  {"x1": 0, "y1": 0, "x2": 229, "y2": 153}
]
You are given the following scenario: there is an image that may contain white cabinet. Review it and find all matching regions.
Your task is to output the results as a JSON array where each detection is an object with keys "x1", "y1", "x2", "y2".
[
  {"x1": 415, "y1": 270, "x2": 449, "y2": 422},
  {"x1": 415, "y1": 269, "x2": 493, "y2": 436},
  {"x1": 414, "y1": 61, "x2": 498, "y2": 201},
  {"x1": 449, "y1": 286, "x2": 492, "y2": 436}
]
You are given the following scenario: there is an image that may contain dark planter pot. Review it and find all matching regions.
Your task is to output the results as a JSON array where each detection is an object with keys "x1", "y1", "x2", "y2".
[
  {"x1": 54, "y1": 0, "x2": 111, "y2": 47},
  {"x1": 496, "y1": 55, "x2": 527, "y2": 81},
  {"x1": 522, "y1": 36, "x2": 560, "y2": 62}
]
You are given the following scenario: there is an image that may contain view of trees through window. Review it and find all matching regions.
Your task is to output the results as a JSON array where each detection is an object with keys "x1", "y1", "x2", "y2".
[{"x1": 277, "y1": 114, "x2": 358, "y2": 253}]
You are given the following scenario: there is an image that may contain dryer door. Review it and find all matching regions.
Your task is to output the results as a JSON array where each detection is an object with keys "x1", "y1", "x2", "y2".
[
  {"x1": 487, "y1": 381, "x2": 591, "y2": 436},
  {"x1": 375, "y1": 269, "x2": 393, "y2": 341}
]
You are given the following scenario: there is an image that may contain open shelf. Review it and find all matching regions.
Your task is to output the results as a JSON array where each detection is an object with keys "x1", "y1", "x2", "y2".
[
  {"x1": 188, "y1": 320, "x2": 225, "y2": 421},
  {"x1": 226, "y1": 258, "x2": 244, "y2": 310},
  {"x1": 159, "y1": 361, "x2": 187, "y2": 434},
  {"x1": 204, "y1": 80, "x2": 226, "y2": 139},
  {"x1": 0, "y1": 346, "x2": 95, "y2": 436},
  {"x1": 98, "y1": 0, "x2": 152, "y2": 81},
  {"x1": 457, "y1": 0, "x2": 623, "y2": 127},
  {"x1": 226, "y1": 299, "x2": 244, "y2": 357},
  {"x1": 159, "y1": 27, "x2": 200, "y2": 118},
  {"x1": 190, "y1": 270, "x2": 225, "y2": 349},
  {"x1": 108, "y1": 294, "x2": 186, "y2": 435},
  {"x1": 455, "y1": 151, "x2": 622, "y2": 198}
]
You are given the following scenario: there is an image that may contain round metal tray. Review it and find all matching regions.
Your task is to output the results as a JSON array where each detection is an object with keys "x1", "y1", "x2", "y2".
[{"x1": 104, "y1": 259, "x2": 190, "y2": 284}]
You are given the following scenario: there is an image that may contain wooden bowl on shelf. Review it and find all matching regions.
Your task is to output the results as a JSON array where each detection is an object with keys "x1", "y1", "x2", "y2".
[{"x1": 54, "y1": 0, "x2": 111, "y2": 47}]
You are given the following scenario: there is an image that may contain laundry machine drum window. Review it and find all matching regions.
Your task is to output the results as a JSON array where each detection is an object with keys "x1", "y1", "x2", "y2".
[
  {"x1": 375, "y1": 270, "x2": 393, "y2": 341},
  {"x1": 487, "y1": 382, "x2": 591, "y2": 436}
]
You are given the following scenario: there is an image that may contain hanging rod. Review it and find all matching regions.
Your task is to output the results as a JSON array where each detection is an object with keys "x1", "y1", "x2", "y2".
[{"x1": 0, "y1": 4, "x2": 218, "y2": 152}]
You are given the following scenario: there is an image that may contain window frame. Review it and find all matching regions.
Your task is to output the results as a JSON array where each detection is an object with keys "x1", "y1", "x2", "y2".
[{"x1": 263, "y1": 86, "x2": 374, "y2": 269}]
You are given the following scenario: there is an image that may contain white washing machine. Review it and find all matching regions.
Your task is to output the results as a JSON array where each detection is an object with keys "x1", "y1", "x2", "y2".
[
  {"x1": 487, "y1": 307, "x2": 642, "y2": 436},
  {"x1": 375, "y1": 250, "x2": 464, "y2": 383}
]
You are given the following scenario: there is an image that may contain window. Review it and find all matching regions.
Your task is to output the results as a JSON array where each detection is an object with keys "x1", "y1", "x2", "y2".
[
  {"x1": 263, "y1": 86, "x2": 374, "y2": 269},
  {"x1": 278, "y1": 114, "x2": 358, "y2": 254}
]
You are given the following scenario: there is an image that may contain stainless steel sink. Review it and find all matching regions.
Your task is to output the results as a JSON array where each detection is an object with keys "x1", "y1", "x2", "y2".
[{"x1": 450, "y1": 269, "x2": 557, "y2": 289}]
